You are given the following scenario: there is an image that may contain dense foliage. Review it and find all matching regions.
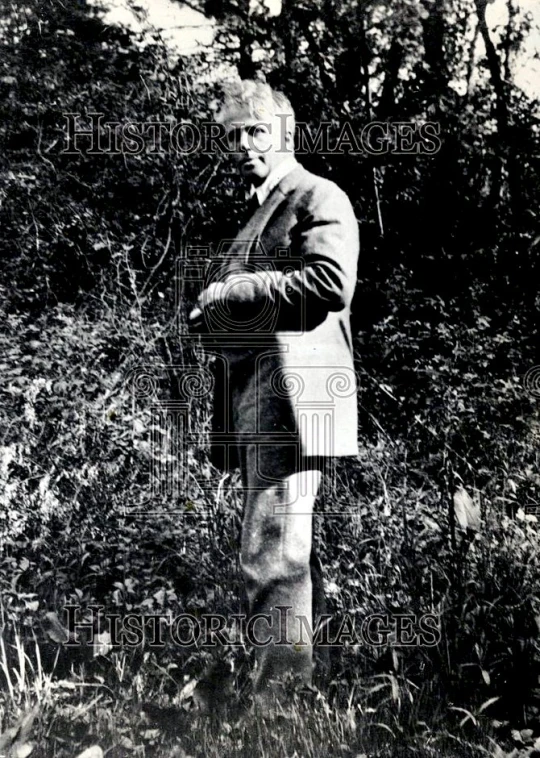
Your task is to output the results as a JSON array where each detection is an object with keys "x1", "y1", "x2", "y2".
[{"x1": 1, "y1": 0, "x2": 540, "y2": 755}]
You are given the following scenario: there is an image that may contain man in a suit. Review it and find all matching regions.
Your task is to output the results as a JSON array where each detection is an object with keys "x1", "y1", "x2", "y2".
[{"x1": 190, "y1": 80, "x2": 359, "y2": 705}]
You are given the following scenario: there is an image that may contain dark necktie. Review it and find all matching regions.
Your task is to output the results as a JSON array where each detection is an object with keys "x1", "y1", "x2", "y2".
[{"x1": 245, "y1": 192, "x2": 260, "y2": 222}]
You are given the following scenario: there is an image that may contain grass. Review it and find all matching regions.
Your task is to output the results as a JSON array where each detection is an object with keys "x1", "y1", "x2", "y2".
[
  {"x1": 0, "y1": 297, "x2": 539, "y2": 758},
  {"x1": 0, "y1": 640, "x2": 499, "y2": 757}
]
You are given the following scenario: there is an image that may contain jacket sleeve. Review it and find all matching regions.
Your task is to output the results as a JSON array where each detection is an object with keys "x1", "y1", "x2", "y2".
[{"x1": 207, "y1": 180, "x2": 359, "y2": 332}]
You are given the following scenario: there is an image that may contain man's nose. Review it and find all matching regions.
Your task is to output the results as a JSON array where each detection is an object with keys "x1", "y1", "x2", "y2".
[{"x1": 239, "y1": 130, "x2": 251, "y2": 152}]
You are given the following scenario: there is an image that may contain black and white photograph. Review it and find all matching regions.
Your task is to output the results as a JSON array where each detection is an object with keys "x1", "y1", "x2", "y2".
[{"x1": 1, "y1": 0, "x2": 540, "y2": 755}]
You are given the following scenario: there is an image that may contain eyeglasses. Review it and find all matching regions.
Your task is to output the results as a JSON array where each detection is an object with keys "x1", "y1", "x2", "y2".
[{"x1": 226, "y1": 123, "x2": 273, "y2": 151}]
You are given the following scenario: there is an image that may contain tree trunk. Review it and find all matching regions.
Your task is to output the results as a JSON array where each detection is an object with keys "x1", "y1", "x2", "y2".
[
  {"x1": 474, "y1": 0, "x2": 510, "y2": 211},
  {"x1": 421, "y1": 0, "x2": 448, "y2": 99}
]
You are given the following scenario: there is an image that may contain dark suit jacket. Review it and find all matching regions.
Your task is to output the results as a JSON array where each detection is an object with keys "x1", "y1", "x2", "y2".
[{"x1": 200, "y1": 163, "x2": 360, "y2": 471}]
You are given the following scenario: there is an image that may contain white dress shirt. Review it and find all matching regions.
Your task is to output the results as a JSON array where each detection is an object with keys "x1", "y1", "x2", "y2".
[{"x1": 249, "y1": 156, "x2": 298, "y2": 207}]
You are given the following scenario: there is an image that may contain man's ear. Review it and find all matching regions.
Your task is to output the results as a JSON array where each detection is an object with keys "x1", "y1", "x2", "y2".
[{"x1": 283, "y1": 129, "x2": 295, "y2": 153}]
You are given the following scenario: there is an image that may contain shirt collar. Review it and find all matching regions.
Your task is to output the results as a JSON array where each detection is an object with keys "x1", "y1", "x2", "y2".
[{"x1": 248, "y1": 156, "x2": 298, "y2": 207}]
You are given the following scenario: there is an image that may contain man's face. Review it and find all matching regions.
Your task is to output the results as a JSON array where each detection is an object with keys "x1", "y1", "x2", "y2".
[{"x1": 225, "y1": 108, "x2": 294, "y2": 186}]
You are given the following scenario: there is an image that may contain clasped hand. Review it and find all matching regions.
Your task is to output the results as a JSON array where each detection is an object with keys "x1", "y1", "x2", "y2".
[{"x1": 188, "y1": 281, "x2": 227, "y2": 330}]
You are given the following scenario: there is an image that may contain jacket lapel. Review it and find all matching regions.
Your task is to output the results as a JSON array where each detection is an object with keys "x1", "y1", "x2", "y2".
[{"x1": 222, "y1": 165, "x2": 305, "y2": 275}]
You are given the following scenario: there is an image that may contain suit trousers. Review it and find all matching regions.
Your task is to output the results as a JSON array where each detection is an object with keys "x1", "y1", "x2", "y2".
[{"x1": 237, "y1": 439, "x2": 325, "y2": 702}]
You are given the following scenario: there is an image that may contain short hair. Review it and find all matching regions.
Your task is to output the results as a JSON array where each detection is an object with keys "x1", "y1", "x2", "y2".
[{"x1": 215, "y1": 79, "x2": 295, "y2": 135}]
